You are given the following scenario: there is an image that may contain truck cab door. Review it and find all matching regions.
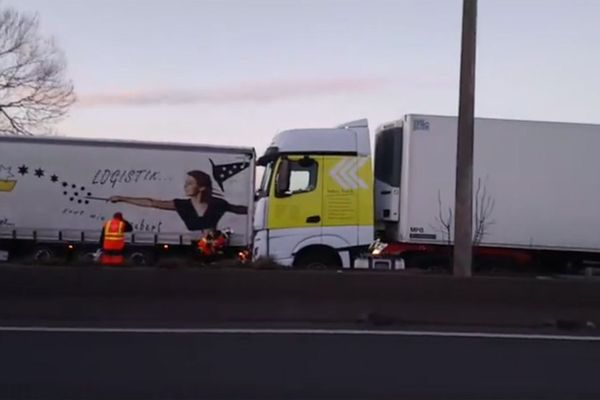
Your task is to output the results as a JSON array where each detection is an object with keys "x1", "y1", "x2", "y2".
[{"x1": 267, "y1": 156, "x2": 323, "y2": 263}]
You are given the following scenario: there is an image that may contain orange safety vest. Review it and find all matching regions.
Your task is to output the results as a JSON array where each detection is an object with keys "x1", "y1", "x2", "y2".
[
  {"x1": 197, "y1": 230, "x2": 228, "y2": 257},
  {"x1": 197, "y1": 235, "x2": 214, "y2": 256},
  {"x1": 102, "y1": 218, "x2": 126, "y2": 252}
]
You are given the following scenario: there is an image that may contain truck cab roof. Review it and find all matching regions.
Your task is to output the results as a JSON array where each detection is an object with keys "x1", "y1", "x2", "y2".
[{"x1": 257, "y1": 119, "x2": 370, "y2": 165}]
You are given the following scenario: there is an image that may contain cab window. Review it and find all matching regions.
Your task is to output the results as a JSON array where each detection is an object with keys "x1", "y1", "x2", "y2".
[{"x1": 275, "y1": 158, "x2": 318, "y2": 197}]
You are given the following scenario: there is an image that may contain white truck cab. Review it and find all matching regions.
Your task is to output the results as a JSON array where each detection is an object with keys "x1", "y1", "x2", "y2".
[{"x1": 253, "y1": 120, "x2": 374, "y2": 268}]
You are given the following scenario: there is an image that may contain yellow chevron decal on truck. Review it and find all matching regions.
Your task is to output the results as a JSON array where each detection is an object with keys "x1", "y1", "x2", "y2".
[{"x1": 329, "y1": 157, "x2": 369, "y2": 190}]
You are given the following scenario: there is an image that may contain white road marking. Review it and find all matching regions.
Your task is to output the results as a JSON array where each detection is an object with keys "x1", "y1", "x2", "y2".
[{"x1": 0, "y1": 326, "x2": 599, "y2": 341}]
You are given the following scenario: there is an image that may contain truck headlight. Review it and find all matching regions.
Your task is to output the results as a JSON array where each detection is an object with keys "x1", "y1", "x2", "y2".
[{"x1": 371, "y1": 241, "x2": 388, "y2": 256}]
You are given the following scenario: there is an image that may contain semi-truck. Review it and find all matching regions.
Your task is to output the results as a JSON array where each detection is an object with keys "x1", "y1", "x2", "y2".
[
  {"x1": 253, "y1": 114, "x2": 600, "y2": 271},
  {"x1": 3, "y1": 114, "x2": 600, "y2": 271},
  {"x1": 0, "y1": 136, "x2": 255, "y2": 264}
]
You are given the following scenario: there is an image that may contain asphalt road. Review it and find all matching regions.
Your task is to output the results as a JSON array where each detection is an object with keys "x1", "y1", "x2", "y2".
[{"x1": 1, "y1": 327, "x2": 599, "y2": 399}]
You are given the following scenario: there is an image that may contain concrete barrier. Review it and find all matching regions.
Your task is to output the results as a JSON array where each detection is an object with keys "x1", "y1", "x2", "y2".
[{"x1": 0, "y1": 265, "x2": 599, "y2": 330}]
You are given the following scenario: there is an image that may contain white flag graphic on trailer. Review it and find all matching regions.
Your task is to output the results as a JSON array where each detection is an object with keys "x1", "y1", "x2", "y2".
[{"x1": 329, "y1": 157, "x2": 368, "y2": 190}]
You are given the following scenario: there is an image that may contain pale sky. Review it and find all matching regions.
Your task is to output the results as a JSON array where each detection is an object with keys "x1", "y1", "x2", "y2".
[{"x1": 6, "y1": 0, "x2": 600, "y2": 156}]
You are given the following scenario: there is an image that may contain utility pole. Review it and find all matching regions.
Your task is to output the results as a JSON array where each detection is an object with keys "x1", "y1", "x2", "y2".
[{"x1": 453, "y1": 0, "x2": 478, "y2": 277}]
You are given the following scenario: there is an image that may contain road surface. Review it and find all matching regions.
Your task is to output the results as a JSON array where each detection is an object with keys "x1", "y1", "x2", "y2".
[{"x1": 0, "y1": 327, "x2": 599, "y2": 399}]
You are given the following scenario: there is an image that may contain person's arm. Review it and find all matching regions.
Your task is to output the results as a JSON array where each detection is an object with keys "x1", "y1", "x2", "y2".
[
  {"x1": 225, "y1": 202, "x2": 248, "y2": 214},
  {"x1": 109, "y1": 196, "x2": 176, "y2": 211},
  {"x1": 123, "y1": 220, "x2": 134, "y2": 232}
]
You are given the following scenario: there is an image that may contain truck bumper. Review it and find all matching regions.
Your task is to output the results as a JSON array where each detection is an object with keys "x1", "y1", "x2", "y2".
[{"x1": 355, "y1": 256, "x2": 406, "y2": 270}]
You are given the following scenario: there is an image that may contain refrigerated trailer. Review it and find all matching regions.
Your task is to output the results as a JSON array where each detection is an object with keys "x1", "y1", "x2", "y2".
[
  {"x1": 370, "y1": 115, "x2": 600, "y2": 270},
  {"x1": 0, "y1": 136, "x2": 255, "y2": 264}
]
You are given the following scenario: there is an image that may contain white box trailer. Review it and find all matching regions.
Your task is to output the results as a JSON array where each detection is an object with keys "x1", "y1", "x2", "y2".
[
  {"x1": 0, "y1": 136, "x2": 255, "y2": 263},
  {"x1": 371, "y1": 114, "x2": 600, "y2": 270}
]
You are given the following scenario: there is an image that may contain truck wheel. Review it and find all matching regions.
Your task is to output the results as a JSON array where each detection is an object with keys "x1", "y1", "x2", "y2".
[
  {"x1": 294, "y1": 248, "x2": 341, "y2": 270},
  {"x1": 32, "y1": 246, "x2": 59, "y2": 265},
  {"x1": 76, "y1": 250, "x2": 98, "y2": 266},
  {"x1": 128, "y1": 250, "x2": 154, "y2": 267}
]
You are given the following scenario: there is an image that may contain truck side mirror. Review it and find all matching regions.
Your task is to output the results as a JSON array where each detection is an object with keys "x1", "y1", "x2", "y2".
[{"x1": 275, "y1": 158, "x2": 291, "y2": 197}]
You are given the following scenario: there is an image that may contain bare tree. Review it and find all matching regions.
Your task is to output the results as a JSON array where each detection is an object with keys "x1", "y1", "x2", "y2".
[
  {"x1": 432, "y1": 178, "x2": 495, "y2": 245},
  {"x1": 0, "y1": 7, "x2": 74, "y2": 135},
  {"x1": 473, "y1": 177, "x2": 495, "y2": 245},
  {"x1": 432, "y1": 190, "x2": 453, "y2": 245}
]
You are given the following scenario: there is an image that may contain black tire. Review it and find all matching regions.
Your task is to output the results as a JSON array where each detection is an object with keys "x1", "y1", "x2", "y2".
[
  {"x1": 127, "y1": 250, "x2": 154, "y2": 267},
  {"x1": 294, "y1": 248, "x2": 341, "y2": 270},
  {"x1": 75, "y1": 250, "x2": 99, "y2": 266},
  {"x1": 31, "y1": 245, "x2": 61, "y2": 265}
]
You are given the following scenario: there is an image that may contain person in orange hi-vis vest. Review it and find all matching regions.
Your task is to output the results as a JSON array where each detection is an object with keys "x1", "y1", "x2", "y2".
[
  {"x1": 99, "y1": 212, "x2": 133, "y2": 266},
  {"x1": 197, "y1": 229, "x2": 230, "y2": 261}
]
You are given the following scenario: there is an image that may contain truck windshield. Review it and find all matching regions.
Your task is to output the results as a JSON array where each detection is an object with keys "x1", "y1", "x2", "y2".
[{"x1": 257, "y1": 161, "x2": 273, "y2": 198}]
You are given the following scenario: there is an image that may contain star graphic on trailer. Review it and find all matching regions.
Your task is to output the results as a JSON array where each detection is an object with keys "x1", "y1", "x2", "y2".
[
  {"x1": 59, "y1": 179, "x2": 93, "y2": 205},
  {"x1": 50, "y1": 174, "x2": 59, "y2": 183},
  {"x1": 34, "y1": 168, "x2": 45, "y2": 178},
  {"x1": 210, "y1": 159, "x2": 251, "y2": 191},
  {"x1": 18, "y1": 165, "x2": 28, "y2": 175}
]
